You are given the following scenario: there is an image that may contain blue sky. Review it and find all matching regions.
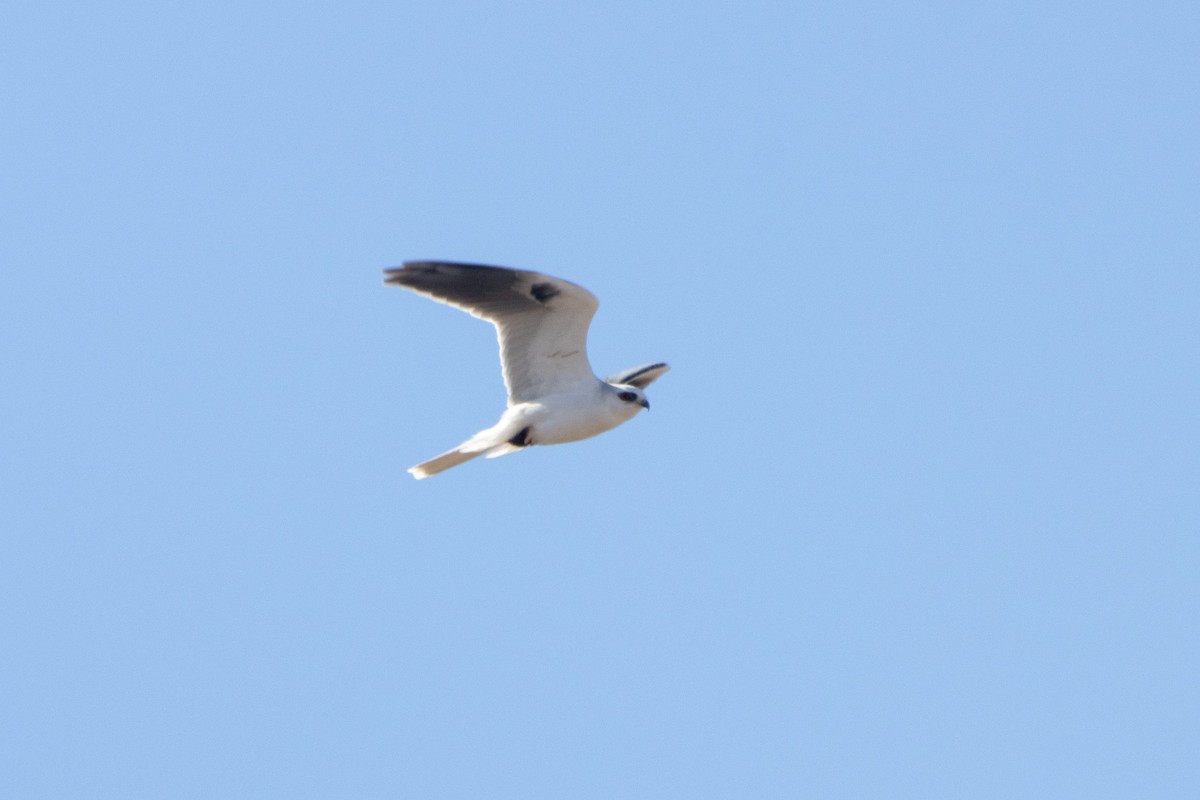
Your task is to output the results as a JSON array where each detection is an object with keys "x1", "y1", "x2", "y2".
[{"x1": 3, "y1": 1, "x2": 1198, "y2": 797}]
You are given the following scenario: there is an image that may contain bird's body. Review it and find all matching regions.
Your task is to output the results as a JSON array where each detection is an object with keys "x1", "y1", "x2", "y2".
[{"x1": 385, "y1": 262, "x2": 669, "y2": 479}]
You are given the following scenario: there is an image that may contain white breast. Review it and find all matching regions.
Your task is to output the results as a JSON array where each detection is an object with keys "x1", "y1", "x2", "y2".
[{"x1": 520, "y1": 388, "x2": 641, "y2": 445}]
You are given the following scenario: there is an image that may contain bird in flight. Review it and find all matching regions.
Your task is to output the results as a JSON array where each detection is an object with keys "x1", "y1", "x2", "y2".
[{"x1": 385, "y1": 261, "x2": 669, "y2": 479}]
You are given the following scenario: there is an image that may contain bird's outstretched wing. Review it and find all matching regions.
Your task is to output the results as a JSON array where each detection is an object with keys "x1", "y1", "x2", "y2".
[
  {"x1": 384, "y1": 261, "x2": 600, "y2": 404},
  {"x1": 605, "y1": 362, "x2": 671, "y2": 388}
]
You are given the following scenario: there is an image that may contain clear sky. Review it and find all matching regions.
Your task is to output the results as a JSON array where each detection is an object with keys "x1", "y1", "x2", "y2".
[{"x1": 3, "y1": 2, "x2": 1198, "y2": 797}]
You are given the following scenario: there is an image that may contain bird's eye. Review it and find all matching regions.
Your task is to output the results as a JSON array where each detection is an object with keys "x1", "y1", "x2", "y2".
[{"x1": 618, "y1": 391, "x2": 637, "y2": 402}]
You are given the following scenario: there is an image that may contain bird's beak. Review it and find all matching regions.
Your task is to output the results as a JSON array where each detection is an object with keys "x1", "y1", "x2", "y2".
[{"x1": 639, "y1": 399, "x2": 650, "y2": 411}]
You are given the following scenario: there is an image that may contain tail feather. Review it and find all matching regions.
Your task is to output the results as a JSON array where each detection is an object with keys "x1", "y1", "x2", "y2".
[
  {"x1": 408, "y1": 422, "x2": 527, "y2": 479},
  {"x1": 483, "y1": 443, "x2": 523, "y2": 459},
  {"x1": 408, "y1": 447, "x2": 484, "y2": 479}
]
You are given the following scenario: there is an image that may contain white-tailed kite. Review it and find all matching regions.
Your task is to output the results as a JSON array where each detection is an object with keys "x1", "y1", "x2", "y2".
[{"x1": 385, "y1": 261, "x2": 669, "y2": 479}]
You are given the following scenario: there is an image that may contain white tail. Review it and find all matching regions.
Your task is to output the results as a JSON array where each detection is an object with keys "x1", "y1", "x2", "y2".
[
  {"x1": 408, "y1": 446, "x2": 486, "y2": 479},
  {"x1": 407, "y1": 419, "x2": 529, "y2": 479}
]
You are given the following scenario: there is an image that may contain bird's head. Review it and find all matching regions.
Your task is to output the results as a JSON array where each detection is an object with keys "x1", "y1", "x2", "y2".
[{"x1": 608, "y1": 383, "x2": 650, "y2": 412}]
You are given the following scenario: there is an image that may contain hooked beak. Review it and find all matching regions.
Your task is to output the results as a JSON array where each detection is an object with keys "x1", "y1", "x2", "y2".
[{"x1": 639, "y1": 399, "x2": 650, "y2": 411}]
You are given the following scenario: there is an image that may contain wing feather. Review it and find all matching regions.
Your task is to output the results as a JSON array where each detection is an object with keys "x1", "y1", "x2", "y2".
[
  {"x1": 605, "y1": 362, "x2": 670, "y2": 388},
  {"x1": 384, "y1": 262, "x2": 599, "y2": 403}
]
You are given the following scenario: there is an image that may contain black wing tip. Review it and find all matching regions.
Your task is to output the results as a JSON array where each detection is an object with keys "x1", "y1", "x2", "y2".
[
  {"x1": 384, "y1": 261, "x2": 522, "y2": 285},
  {"x1": 623, "y1": 362, "x2": 670, "y2": 382},
  {"x1": 607, "y1": 362, "x2": 670, "y2": 388},
  {"x1": 399, "y1": 260, "x2": 516, "y2": 271}
]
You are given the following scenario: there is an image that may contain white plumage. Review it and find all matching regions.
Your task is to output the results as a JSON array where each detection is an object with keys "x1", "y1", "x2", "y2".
[{"x1": 385, "y1": 261, "x2": 669, "y2": 479}]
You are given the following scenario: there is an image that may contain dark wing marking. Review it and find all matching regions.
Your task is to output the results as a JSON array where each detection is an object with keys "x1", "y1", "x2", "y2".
[
  {"x1": 385, "y1": 261, "x2": 600, "y2": 403},
  {"x1": 605, "y1": 362, "x2": 670, "y2": 389}
]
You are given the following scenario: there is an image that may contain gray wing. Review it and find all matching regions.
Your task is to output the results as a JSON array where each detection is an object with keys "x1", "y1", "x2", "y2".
[
  {"x1": 385, "y1": 261, "x2": 599, "y2": 404},
  {"x1": 605, "y1": 362, "x2": 670, "y2": 388}
]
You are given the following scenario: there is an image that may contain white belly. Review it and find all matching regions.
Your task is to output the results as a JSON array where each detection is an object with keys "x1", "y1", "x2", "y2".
[{"x1": 509, "y1": 390, "x2": 641, "y2": 445}]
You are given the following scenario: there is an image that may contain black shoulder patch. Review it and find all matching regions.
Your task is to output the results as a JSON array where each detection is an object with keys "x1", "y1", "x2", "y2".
[
  {"x1": 530, "y1": 282, "x2": 560, "y2": 303},
  {"x1": 508, "y1": 426, "x2": 533, "y2": 447}
]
